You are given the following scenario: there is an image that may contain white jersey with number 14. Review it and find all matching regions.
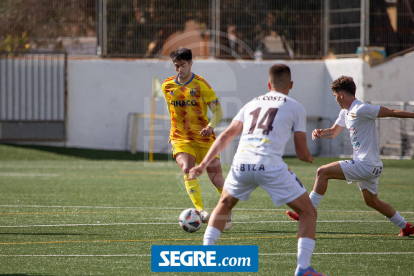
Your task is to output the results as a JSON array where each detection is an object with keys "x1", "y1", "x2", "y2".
[{"x1": 232, "y1": 91, "x2": 307, "y2": 165}]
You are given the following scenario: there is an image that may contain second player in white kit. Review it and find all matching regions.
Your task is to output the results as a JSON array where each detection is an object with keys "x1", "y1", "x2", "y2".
[
  {"x1": 286, "y1": 75, "x2": 414, "y2": 238},
  {"x1": 335, "y1": 99, "x2": 383, "y2": 194}
]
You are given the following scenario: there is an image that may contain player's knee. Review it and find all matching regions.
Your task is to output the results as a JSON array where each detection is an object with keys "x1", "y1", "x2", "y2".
[
  {"x1": 208, "y1": 157, "x2": 221, "y2": 167},
  {"x1": 219, "y1": 196, "x2": 234, "y2": 210},
  {"x1": 310, "y1": 205, "x2": 317, "y2": 218},
  {"x1": 316, "y1": 166, "x2": 328, "y2": 179},
  {"x1": 362, "y1": 193, "x2": 379, "y2": 208},
  {"x1": 181, "y1": 166, "x2": 190, "y2": 175},
  {"x1": 364, "y1": 200, "x2": 375, "y2": 208},
  {"x1": 305, "y1": 205, "x2": 318, "y2": 219},
  {"x1": 364, "y1": 198, "x2": 377, "y2": 208},
  {"x1": 208, "y1": 173, "x2": 224, "y2": 185},
  {"x1": 300, "y1": 205, "x2": 317, "y2": 219}
]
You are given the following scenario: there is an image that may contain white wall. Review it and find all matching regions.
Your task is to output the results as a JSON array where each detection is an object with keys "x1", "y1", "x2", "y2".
[
  {"x1": 364, "y1": 52, "x2": 414, "y2": 103},
  {"x1": 63, "y1": 58, "x2": 351, "y2": 158},
  {"x1": 30, "y1": 54, "x2": 413, "y2": 160}
]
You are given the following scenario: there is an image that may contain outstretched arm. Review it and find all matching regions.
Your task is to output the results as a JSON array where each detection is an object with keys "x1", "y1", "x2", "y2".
[
  {"x1": 377, "y1": 106, "x2": 414, "y2": 118},
  {"x1": 312, "y1": 124, "x2": 344, "y2": 140}
]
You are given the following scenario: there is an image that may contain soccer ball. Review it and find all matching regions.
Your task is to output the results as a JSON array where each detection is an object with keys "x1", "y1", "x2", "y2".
[{"x1": 179, "y1": 208, "x2": 202, "y2": 233}]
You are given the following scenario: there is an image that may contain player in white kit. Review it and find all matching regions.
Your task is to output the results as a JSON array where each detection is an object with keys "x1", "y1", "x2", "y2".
[
  {"x1": 190, "y1": 64, "x2": 327, "y2": 276},
  {"x1": 286, "y1": 75, "x2": 414, "y2": 237}
]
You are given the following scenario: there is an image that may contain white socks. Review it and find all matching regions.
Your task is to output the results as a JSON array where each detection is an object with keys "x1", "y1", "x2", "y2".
[
  {"x1": 297, "y1": 237, "x2": 315, "y2": 270},
  {"x1": 387, "y1": 212, "x2": 407, "y2": 229},
  {"x1": 309, "y1": 191, "x2": 323, "y2": 209},
  {"x1": 203, "y1": 226, "x2": 221, "y2": 245},
  {"x1": 310, "y1": 192, "x2": 407, "y2": 229}
]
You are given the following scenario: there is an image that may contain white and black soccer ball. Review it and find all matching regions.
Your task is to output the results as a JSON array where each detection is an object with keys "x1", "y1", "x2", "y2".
[{"x1": 179, "y1": 208, "x2": 202, "y2": 233}]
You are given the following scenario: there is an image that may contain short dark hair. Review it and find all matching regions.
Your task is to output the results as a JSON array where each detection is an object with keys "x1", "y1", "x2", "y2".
[
  {"x1": 331, "y1": 76, "x2": 356, "y2": 96},
  {"x1": 268, "y1": 64, "x2": 291, "y2": 89},
  {"x1": 170, "y1": 47, "x2": 192, "y2": 62}
]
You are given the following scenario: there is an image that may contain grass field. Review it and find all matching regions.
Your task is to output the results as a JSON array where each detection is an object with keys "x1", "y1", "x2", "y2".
[{"x1": 0, "y1": 144, "x2": 413, "y2": 276}]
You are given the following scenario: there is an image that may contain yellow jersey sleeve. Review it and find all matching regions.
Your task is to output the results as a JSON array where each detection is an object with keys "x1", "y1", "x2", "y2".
[
  {"x1": 162, "y1": 80, "x2": 170, "y2": 116},
  {"x1": 195, "y1": 76, "x2": 219, "y2": 107}
]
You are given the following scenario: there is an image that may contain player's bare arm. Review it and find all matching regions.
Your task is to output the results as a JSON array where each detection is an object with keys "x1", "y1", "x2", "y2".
[
  {"x1": 191, "y1": 120, "x2": 243, "y2": 177},
  {"x1": 294, "y1": 131, "x2": 314, "y2": 164},
  {"x1": 312, "y1": 124, "x2": 343, "y2": 140},
  {"x1": 377, "y1": 106, "x2": 414, "y2": 118}
]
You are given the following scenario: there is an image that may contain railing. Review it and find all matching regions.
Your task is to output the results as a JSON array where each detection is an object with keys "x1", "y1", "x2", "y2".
[{"x1": 0, "y1": 52, "x2": 67, "y2": 141}]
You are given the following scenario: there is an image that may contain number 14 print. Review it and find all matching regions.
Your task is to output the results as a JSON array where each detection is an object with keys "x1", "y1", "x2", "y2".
[{"x1": 248, "y1": 108, "x2": 278, "y2": 135}]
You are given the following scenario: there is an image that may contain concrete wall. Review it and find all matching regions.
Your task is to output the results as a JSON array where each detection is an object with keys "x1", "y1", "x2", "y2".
[
  {"x1": 62, "y1": 58, "x2": 358, "y2": 159},
  {"x1": 25, "y1": 54, "x2": 413, "y2": 160},
  {"x1": 364, "y1": 52, "x2": 414, "y2": 103}
]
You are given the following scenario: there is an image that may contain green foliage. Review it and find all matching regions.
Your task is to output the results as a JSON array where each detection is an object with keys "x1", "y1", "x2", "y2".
[
  {"x1": 0, "y1": 0, "x2": 96, "y2": 51},
  {"x1": 0, "y1": 32, "x2": 30, "y2": 52}
]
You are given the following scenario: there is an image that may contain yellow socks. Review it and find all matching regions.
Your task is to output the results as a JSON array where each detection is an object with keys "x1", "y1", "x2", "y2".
[
  {"x1": 216, "y1": 187, "x2": 223, "y2": 196},
  {"x1": 184, "y1": 175, "x2": 204, "y2": 211}
]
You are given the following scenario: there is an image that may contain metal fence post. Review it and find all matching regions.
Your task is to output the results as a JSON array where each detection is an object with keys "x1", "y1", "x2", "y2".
[
  {"x1": 103, "y1": 0, "x2": 107, "y2": 56},
  {"x1": 360, "y1": 0, "x2": 368, "y2": 59},
  {"x1": 211, "y1": 0, "x2": 215, "y2": 58},
  {"x1": 97, "y1": 0, "x2": 107, "y2": 57},
  {"x1": 366, "y1": 0, "x2": 370, "y2": 47},
  {"x1": 97, "y1": 0, "x2": 102, "y2": 56},
  {"x1": 215, "y1": 0, "x2": 220, "y2": 57},
  {"x1": 323, "y1": 0, "x2": 330, "y2": 56}
]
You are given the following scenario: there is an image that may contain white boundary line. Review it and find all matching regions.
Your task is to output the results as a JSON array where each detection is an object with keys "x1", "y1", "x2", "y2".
[
  {"x1": 0, "y1": 220, "x2": 390, "y2": 228},
  {"x1": 0, "y1": 205, "x2": 413, "y2": 214},
  {"x1": 0, "y1": 173, "x2": 59, "y2": 177},
  {"x1": 0, "y1": 252, "x2": 412, "y2": 257}
]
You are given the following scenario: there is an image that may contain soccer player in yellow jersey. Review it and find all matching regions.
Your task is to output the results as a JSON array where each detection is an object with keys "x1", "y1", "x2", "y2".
[{"x1": 162, "y1": 47, "x2": 232, "y2": 229}]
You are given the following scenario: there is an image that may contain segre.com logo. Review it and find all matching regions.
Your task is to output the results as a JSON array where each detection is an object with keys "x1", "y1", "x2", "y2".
[{"x1": 151, "y1": 245, "x2": 258, "y2": 272}]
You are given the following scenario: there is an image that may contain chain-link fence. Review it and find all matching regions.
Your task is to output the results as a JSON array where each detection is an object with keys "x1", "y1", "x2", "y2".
[
  {"x1": 1, "y1": 0, "x2": 414, "y2": 58},
  {"x1": 0, "y1": 0, "x2": 97, "y2": 55},
  {"x1": 327, "y1": 1, "x2": 362, "y2": 56},
  {"x1": 101, "y1": 0, "x2": 324, "y2": 59}
]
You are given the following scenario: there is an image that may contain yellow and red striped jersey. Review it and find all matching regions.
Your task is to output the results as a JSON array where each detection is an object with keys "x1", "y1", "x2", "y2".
[{"x1": 162, "y1": 73, "x2": 219, "y2": 146}]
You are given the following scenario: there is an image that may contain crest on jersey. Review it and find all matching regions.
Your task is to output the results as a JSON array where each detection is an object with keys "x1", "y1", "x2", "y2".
[{"x1": 190, "y1": 88, "x2": 196, "y2": 97}]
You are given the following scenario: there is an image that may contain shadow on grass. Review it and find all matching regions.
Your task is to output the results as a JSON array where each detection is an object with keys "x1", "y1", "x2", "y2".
[
  {"x1": 0, "y1": 275, "x2": 55, "y2": 276},
  {"x1": 0, "y1": 233, "x2": 101, "y2": 236},
  {"x1": 0, "y1": 275, "x2": 73, "y2": 276},
  {"x1": 0, "y1": 144, "x2": 172, "y2": 161}
]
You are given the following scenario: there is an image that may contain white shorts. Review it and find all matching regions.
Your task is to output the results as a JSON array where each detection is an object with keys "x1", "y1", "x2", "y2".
[
  {"x1": 224, "y1": 163, "x2": 307, "y2": 207},
  {"x1": 338, "y1": 160, "x2": 383, "y2": 195}
]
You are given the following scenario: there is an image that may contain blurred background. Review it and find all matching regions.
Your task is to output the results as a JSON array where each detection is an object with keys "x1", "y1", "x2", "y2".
[
  {"x1": 1, "y1": 0, "x2": 414, "y2": 58},
  {"x1": 1, "y1": 0, "x2": 414, "y2": 161}
]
